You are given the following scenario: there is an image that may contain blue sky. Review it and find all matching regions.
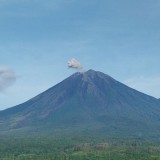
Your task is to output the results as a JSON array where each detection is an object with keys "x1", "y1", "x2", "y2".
[{"x1": 0, "y1": 0, "x2": 160, "y2": 110}]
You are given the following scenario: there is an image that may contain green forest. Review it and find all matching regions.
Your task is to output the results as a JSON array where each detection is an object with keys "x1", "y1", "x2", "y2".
[{"x1": 0, "y1": 136, "x2": 160, "y2": 160}]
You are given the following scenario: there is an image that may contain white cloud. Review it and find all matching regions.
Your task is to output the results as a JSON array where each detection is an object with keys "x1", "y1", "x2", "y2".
[
  {"x1": 68, "y1": 58, "x2": 83, "y2": 70},
  {"x1": 124, "y1": 76, "x2": 160, "y2": 98},
  {"x1": 0, "y1": 66, "x2": 16, "y2": 92}
]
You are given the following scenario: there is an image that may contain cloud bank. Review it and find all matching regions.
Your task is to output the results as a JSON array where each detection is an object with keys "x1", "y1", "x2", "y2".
[
  {"x1": 68, "y1": 58, "x2": 83, "y2": 69},
  {"x1": 0, "y1": 67, "x2": 16, "y2": 92}
]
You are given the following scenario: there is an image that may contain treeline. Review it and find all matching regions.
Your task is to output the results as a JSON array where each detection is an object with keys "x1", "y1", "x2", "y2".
[{"x1": 0, "y1": 137, "x2": 160, "y2": 160}]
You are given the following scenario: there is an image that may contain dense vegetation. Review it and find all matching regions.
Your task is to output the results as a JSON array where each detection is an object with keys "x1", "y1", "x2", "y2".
[{"x1": 0, "y1": 135, "x2": 160, "y2": 160}]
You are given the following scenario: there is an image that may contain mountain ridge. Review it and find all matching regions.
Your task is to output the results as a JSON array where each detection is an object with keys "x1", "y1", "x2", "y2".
[{"x1": 0, "y1": 70, "x2": 160, "y2": 138}]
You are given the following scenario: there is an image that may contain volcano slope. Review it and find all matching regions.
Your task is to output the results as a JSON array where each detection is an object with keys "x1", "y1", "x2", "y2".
[{"x1": 0, "y1": 70, "x2": 160, "y2": 139}]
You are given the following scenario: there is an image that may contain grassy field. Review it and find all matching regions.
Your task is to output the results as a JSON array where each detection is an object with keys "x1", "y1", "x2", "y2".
[{"x1": 0, "y1": 136, "x2": 160, "y2": 160}]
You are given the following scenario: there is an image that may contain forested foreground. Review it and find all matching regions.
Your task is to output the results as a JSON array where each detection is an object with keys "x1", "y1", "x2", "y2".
[{"x1": 0, "y1": 136, "x2": 160, "y2": 160}]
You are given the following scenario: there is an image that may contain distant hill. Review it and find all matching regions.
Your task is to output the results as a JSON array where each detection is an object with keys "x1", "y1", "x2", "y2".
[{"x1": 0, "y1": 70, "x2": 160, "y2": 138}]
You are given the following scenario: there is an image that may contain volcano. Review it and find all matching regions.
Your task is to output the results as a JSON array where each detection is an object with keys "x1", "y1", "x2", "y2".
[{"x1": 0, "y1": 70, "x2": 160, "y2": 138}]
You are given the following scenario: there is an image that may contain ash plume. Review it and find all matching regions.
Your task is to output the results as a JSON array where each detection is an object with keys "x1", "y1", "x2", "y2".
[
  {"x1": 0, "y1": 67, "x2": 16, "y2": 91},
  {"x1": 68, "y1": 58, "x2": 83, "y2": 70}
]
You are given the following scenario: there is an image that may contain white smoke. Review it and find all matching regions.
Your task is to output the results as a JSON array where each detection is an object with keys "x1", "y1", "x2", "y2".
[
  {"x1": 68, "y1": 58, "x2": 83, "y2": 69},
  {"x1": 0, "y1": 67, "x2": 16, "y2": 91}
]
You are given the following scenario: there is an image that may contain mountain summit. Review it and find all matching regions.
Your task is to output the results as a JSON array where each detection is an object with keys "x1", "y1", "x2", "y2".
[{"x1": 0, "y1": 70, "x2": 160, "y2": 137}]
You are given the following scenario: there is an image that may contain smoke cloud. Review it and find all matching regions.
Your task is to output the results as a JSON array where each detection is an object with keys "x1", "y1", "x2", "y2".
[
  {"x1": 0, "y1": 67, "x2": 16, "y2": 91},
  {"x1": 68, "y1": 58, "x2": 83, "y2": 69}
]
